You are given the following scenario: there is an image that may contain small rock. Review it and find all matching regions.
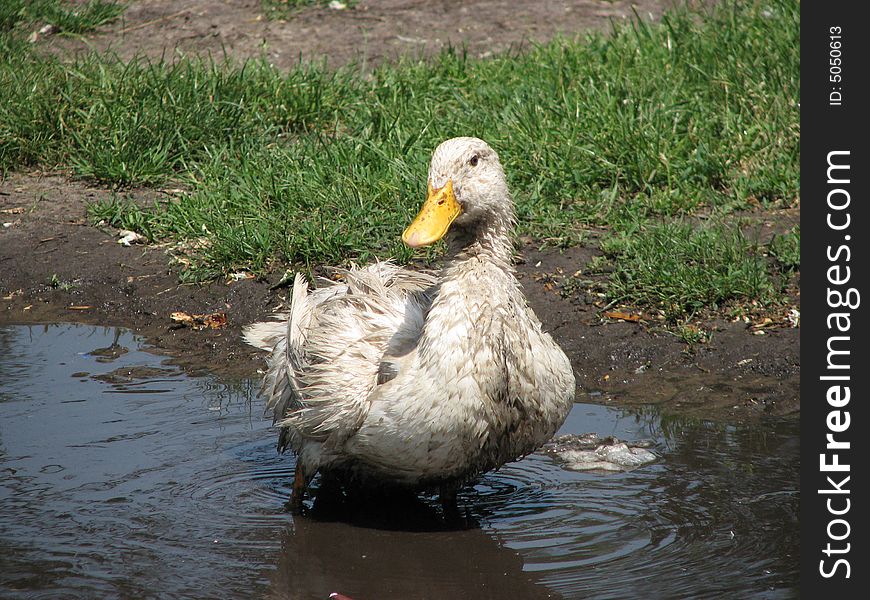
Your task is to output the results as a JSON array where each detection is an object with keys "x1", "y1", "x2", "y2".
[
  {"x1": 28, "y1": 23, "x2": 58, "y2": 43},
  {"x1": 227, "y1": 271, "x2": 255, "y2": 283},
  {"x1": 556, "y1": 443, "x2": 657, "y2": 471},
  {"x1": 544, "y1": 434, "x2": 657, "y2": 472},
  {"x1": 118, "y1": 230, "x2": 146, "y2": 246}
]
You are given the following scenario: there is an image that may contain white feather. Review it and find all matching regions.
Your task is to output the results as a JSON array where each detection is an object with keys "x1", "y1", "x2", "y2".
[{"x1": 244, "y1": 138, "x2": 576, "y2": 490}]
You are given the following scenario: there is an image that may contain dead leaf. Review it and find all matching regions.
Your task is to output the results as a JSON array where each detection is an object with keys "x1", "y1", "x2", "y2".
[
  {"x1": 603, "y1": 311, "x2": 643, "y2": 323},
  {"x1": 0, "y1": 207, "x2": 25, "y2": 214},
  {"x1": 170, "y1": 311, "x2": 228, "y2": 331},
  {"x1": 2, "y1": 289, "x2": 23, "y2": 300},
  {"x1": 750, "y1": 317, "x2": 775, "y2": 329}
]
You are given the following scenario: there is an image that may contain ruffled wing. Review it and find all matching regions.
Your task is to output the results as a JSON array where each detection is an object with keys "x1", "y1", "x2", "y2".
[{"x1": 244, "y1": 262, "x2": 436, "y2": 452}]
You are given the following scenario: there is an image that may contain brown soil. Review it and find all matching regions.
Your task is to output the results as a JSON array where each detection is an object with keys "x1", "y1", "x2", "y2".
[
  {"x1": 40, "y1": 0, "x2": 690, "y2": 71},
  {"x1": 2, "y1": 0, "x2": 798, "y2": 420}
]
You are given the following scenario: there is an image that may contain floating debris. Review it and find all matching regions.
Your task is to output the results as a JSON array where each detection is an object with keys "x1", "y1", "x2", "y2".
[
  {"x1": 544, "y1": 433, "x2": 657, "y2": 472},
  {"x1": 92, "y1": 366, "x2": 177, "y2": 385},
  {"x1": 88, "y1": 343, "x2": 129, "y2": 363}
]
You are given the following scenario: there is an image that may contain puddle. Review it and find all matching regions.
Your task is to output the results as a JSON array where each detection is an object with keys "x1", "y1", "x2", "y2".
[{"x1": 0, "y1": 324, "x2": 799, "y2": 599}]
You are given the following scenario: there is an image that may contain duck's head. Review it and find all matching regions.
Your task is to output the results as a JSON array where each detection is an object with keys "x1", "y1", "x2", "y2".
[{"x1": 402, "y1": 137, "x2": 514, "y2": 249}]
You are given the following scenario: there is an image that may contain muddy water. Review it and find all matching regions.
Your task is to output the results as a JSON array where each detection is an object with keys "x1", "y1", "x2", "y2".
[{"x1": 0, "y1": 324, "x2": 799, "y2": 599}]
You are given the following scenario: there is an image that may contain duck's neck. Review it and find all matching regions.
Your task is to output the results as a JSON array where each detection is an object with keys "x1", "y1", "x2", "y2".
[
  {"x1": 416, "y1": 214, "x2": 517, "y2": 353},
  {"x1": 443, "y1": 212, "x2": 515, "y2": 274},
  {"x1": 415, "y1": 218, "x2": 520, "y2": 387}
]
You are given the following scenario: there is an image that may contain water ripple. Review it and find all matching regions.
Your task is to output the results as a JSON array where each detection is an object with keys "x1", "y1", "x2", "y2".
[{"x1": 0, "y1": 324, "x2": 799, "y2": 599}]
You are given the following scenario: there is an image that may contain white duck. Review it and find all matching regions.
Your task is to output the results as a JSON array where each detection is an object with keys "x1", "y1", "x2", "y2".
[{"x1": 244, "y1": 137, "x2": 575, "y2": 509}]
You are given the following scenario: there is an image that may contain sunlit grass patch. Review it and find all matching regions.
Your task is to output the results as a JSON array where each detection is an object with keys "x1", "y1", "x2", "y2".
[
  {"x1": 600, "y1": 221, "x2": 776, "y2": 321},
  {"x1": 0, "y1": 50, "x2": 352, "y2": 182},
  {"x1": 3, "y1": 0, "x2": 799, "y2": 319},
  {"x1": 768, "y1": 225, "x2": 800, "y2": 272}
]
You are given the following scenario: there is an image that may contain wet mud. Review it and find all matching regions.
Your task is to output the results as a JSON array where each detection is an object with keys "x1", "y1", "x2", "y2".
[{"x1": 0, "y1": 172, "x2": 799, "y2": 419}]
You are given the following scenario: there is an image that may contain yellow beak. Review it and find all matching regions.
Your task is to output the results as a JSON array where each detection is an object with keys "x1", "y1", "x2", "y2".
[{"x1": 402, "y1": 180, "x2": 462, "y2": 248}]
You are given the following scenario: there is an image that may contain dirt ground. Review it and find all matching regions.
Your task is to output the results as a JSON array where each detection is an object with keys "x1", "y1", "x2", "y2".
[
  {"x1": 41, "y1": 0, "x2": 689, "y2": 70},
  {"x1": 2, "y1": 0, "x2": 798, "y2": 420}
]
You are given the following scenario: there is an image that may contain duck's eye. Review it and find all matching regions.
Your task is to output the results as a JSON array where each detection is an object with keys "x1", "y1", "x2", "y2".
[{"x1": 468, "y1": 154, "x2": 480, "y2": 167}]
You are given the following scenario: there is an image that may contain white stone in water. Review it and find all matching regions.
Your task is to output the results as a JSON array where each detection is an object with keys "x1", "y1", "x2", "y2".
[
  {"x1": 559, "y1": 444, "x2": 657, "y2": 471},
  {"x1": 545, "y1": 434, "x2": 657, "y2": 472}
]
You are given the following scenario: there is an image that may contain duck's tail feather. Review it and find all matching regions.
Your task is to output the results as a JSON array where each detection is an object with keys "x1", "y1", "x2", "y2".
[
  {"x1": 242, "y1": 320, "x2": 286, "y2": 352},
  {"x1": 242, "y1": 274, "x2": 314, "y2": 454}
]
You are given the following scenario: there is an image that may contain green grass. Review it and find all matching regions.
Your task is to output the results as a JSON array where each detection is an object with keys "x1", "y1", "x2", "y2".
[
  {"x1": 1, "y1": 0, "x2": 799, "y2": 319},
  {"x1": 675, "y1": 323, "x2": 713, "y2": 345},
  {"x1": 47, "y1": 272, "x2": 77, "y2": 291},
  {"x1": 768, "y1": 225, "x2": 800, "y2": 272},
  {"x1": 600, "y1": 220, "x2": 776, "y2": 321},
  {"x1": 1, "y1": 0, "x2": 126, "y2": 34}
]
